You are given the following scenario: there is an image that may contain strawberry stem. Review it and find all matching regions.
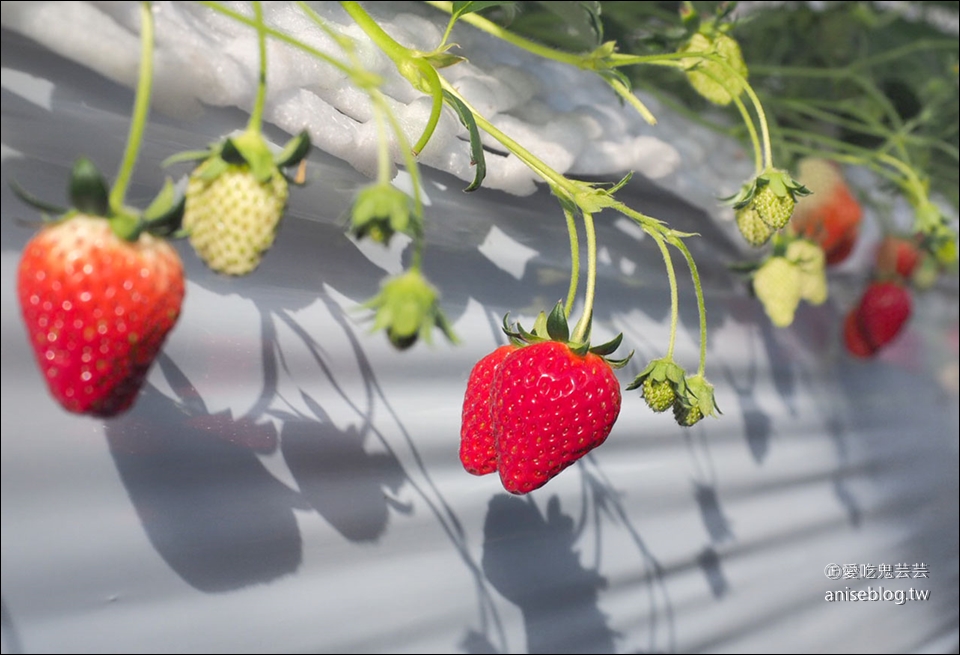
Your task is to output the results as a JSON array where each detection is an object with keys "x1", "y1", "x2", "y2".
[
  {"x1": 108, "y1": 1, "x2": 154, "y2": 221},
  {"x1": 562, "y1": 206, "x2": 581, "y2": 320},
  {"x1": 652, "y1": 233, "x2": 680, "y2": 359},
  {"x1": 246, "y1": 1, "x2": 267, "y2": 134},
  {"x1": 339, "y1": 1, "x2": 442, "y2": 157},
  {"x1": 571, "y1": 211, "x2": 597, "y2": 344}
]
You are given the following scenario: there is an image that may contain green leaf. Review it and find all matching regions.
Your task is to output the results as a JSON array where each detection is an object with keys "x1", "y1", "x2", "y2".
[
  {"x1": 275, "y1": 130, "x2": 312, "y2": 169},
  {"x1": 69, "y1": 157, "x2": 109, "y2": 216},
  {"x1": 442, "y1": 90, "x2": 487, "y2": 192}
]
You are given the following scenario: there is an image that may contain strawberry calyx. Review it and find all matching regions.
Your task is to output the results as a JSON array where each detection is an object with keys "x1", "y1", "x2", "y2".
[
  {"x1": 166, "y1": 129, "x2": 311, "y2": 187},
  {"x1": 500, "y1": 301, "x2": 632, "y2": 369},
  {"x1": 673, "y1": 373, "x2": 721, "y2": 427},
  {"x1": 364, "y1": 268, "x2": 458, "y2": 350},
  {"x1": 349, "y1": 183, "x2": 417, "y2": 245},
  {"x1": 11, "y1": 157, "x2": 185, "y2": 244},
  {"x1": 626, "y1": 356, "x2": 687, "y2": 413},
  {"x1": 726, "y1": 168, "x2": 811, "y2": 232}
]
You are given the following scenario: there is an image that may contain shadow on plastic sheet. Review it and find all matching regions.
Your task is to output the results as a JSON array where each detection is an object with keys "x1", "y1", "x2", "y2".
[
  {"x1": 0, "y1": 597, "x2": 23, "y2": 655},
  {"x1": 474, "y1": 457, "x2": 678, "y2": 654},
  {"x1": 481, "y1": 494, "x2": 618, "y2": 655},
  {"x1": 104, "y1": 355, "x2": 304, "y2": 593}
]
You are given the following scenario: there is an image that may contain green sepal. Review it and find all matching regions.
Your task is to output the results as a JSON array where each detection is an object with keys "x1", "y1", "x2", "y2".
[
  {"x1": 274, "y1": 130, "x2": 312, "y2": 169},
  {"x1": 626, "y1": 356, "x2": 687, "y2": 391},
  {"x1": 531, "y1": 311, "x2": 549, "y2": 339},
  {"x1": 227, "y1": 131, "x2": 276, "y2": 183},
  {"x1": 676, "y1": 373, "x2": 721, "y2": 423},
  {"x1": 349, "y1": 183, "x2": 416, "y2": 244},
  {"x1": 364, "y1": 269, "x2": 459, "y2": 350},
  {"x1": 589, "y1": 332, "x2": 623, "y2": 357},
  {"x1": 421, "y1": 51, "x2": 466, "y2": 69},
  {"x1": 69, "y1": 157, "x2": 109, "y2": 217},
  {"x1": 606, "y1": 171, "x2": 634, "y2": 196},
  {"x1": 162, "y1": 148, "x2": 214, "y2": 167},
  {"x1": 9, "y1": 179, "x2": 69, "y2": 215},
  {"x1": 545, "y1": 301, "x2": 569, "y2": 342},
  {"x1": 604, "y1": 353, "x2": 634, "y2": 370},
  {"x1": 142, "y1": 179, "x2": 186, "y2": 237},
  {"x1": 442, "y1": 90, "x2": 486, "y2": 192},
  {"x1": 500, "y1": 304, "x2": 627, "y2": 367},
  {"x1": 197, "y1": 155, "x2": 231, "y2": 182},
  {"x1": 108, "y1": 212, "x2": 143, "y2": 242}
]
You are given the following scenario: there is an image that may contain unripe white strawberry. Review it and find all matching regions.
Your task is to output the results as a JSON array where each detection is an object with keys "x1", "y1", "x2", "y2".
[
  {"x1": 183, "y1": 161, "x2": 289, "y2": 276},
  {"x1": 753, "y1": 256, "x2": 802, "y2": 327},
  {"x1": 786, "y1": 239, "x2": 828, "y2": 305}
]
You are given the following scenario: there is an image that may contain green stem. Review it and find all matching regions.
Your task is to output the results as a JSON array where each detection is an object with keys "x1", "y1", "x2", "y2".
[
  {"x1": 200, "y1": 2, "x2": 360, "y2": 79},
  {"x1": 376, "y1": 88, "x2": 427, "y2": 267},
  {"x1": 246, "y1": 1, "x2": 267, "y2": 133},
  {"x1": 372, "y1": 102, "x2": 393, "y2": 185},
  {"x1": 108, "y1": 1, "x2": 154, "y2": 217},
  {"x1": 423, "y1": 1, "x2": 587, "y2": 68},
  {"x1": 607, "y1": 76, "x2": 658, "y2": 126},
  {"x1": 652, "y1": 233, "x2": 679, "y2": 359},
  {"x1": 672, "y1": 238, "x2": 707, "y2": 376},
  {"x1": 696, "y1": 64, "x2": 763, "y2": 174},
  {"x1": 562, "y1": 206, "x2": 581, "y2": 319},
  {"x1": 570, "y1": 211, "x2": 597, "y2": 344},
  {"x1": 295, "y1": 2, "x2": 428, "y2": 266},
  {"x1": 340, "y1": 1, "x2": 441, "y2": 155}
]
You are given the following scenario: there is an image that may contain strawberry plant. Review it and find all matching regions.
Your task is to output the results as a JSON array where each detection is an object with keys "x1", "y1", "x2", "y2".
[{"x1": 5, "y1": 1, "x2": 957, "y2": 485}]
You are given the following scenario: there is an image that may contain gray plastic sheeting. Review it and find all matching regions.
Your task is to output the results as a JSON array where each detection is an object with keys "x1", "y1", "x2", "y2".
[{"x1": 2, "y1": 23, "x2": 959, "y2": 655}]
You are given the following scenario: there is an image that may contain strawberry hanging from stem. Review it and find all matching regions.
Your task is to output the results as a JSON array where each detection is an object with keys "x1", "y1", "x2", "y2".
[
  {"x1": 13, "y1": 2, "x2": 186, "y2": 418},
  {"x1": 170, "y1": 1, "x2": 311, "y2": 276},
  {"x1": 486, "y1": 303, "x2": 631, "y2": 495}
]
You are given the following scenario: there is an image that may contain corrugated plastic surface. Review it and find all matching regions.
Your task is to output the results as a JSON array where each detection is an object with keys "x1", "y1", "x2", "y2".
[{"x1": 2, "y1": 12, "x2": 959, "y2": 655}]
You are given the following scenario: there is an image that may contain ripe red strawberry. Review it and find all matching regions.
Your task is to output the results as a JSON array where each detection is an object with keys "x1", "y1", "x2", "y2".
[
  {"x1": 491, "y1": 341, "x2": 622, "y2": 495},
  {"x1": 857, "y1": 281, "x2": 911, "y2": 351},
  {"x1": 17, "y1": 214, "x2": 185, "y2": 417},
  {"x1": 460, "y1": 344, "x2": 517, "y2": 475},
  {"x1": 842, "y1": 308, "x2": 875, "y2": 358},
  {"x1": 875, "y1": 234, "x2": 921, "y2": 280},
  {"x1": 789, "y1": 158, "x2": 862, "y2": 265}
]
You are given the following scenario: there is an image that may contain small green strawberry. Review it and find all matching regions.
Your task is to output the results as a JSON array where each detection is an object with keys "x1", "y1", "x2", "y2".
[
  {"x1": 753, "y1": 184, "x2": 796, "y2": 230},
  {"x1": 349, "y1": 183, "x2": 416, "y2": 245},
  {"x1": 726, "y1": 168, "x2": 811, "y2": 236},
  {"x1": 672, "y1": 374, "x2": 720, "y2": 427},
  {"x1": 364, "y1": 269, "x2": 457, "y2": 350},
  {"x1": 626, "y1": 356, "x2": 687, "y2": 413},
  {"x1": 736, "y1": 205, "x2": 774, "y2": 247},
  {"x1": 174, "y1": 129, "x2": 310, "y2": 276}
]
